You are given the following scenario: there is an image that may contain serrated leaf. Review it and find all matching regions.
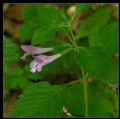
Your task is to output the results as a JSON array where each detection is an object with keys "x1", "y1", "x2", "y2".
[
  {"x1": 12, "y1": 82, "x2": 67, "y2": 117},
  {"x1": 74, "y1": 46, "x2": 111, "y2": 81},
  {"x1": 89, "y1": 22, "x2": 119, "y2": 55},
  {"x1": 75, "y1": 6, "x2": 112, "y2": 39},
  {"x1": 3, "y1": 36, "x2": 20, "y2": 64},
  {"x1": 65, "y1": 80, "x2": 118, "y2": 117}
]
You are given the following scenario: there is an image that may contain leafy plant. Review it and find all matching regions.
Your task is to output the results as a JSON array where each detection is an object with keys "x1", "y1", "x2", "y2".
[{"x1": 3, "y1": 3, "x2": 119, "y2": 118}]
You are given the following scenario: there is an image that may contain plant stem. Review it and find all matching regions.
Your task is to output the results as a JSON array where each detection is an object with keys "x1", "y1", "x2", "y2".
[
  {"x1": 61, "y1": 47, "x2": 73, "y2": 56},
  {"x1": 66, "y1": 33, "x2": 77, "y2": 47},
  {"x1": 68, "y1": 79, "x2": 81, "y2": 86},
  {"x1": 81, "y1": 68, "x2": 88, "y2": 118},
  {"x1": 69, "y1": 25, "x2": 79, "y2": 52},
  {"x1": 65, "y1": 20, "x2": 79, "y2": 52}
]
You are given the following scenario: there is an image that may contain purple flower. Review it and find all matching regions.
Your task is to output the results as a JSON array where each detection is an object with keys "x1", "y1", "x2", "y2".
[
  {"x1": 21, "y1": 45, "x2": 53, "y2": 60},
  {"x1": 30, "y1": 54, "x2": 61, "y2": 73}
]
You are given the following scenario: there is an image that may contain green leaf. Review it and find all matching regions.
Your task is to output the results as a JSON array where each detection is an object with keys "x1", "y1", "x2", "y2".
[
  {"x1": 22, "y1": 4, "x2": 39, "y2": 22},
  {"x1": 24, "y1": 65, "x2": 43, "y2": 82},
  {"x1": 76, "y1": 3, "x2": 91, "y2": 13},
  {"x1": 21, "y1": 4, "x2": 68, "y2": 41},
  {"x1": 75, "y1": 6, "x2": 112, "y2": 39},
  {"x1": 32, "y1": 24, "x2": 58, "y2": 45},
  {"x1": 23, "y1": 4, "x2": 66, "y2": 25},
  {"x1": 74, "y1": 46, "x2": 111, "y2": 81},
  {"x1": 3, "y1": 36, "x2": 21, "y2": 64},
  {"x1": 65, "y1": 80, "x2": 118, "y2": 117},
  {"x1": 20, "y1": 22, "x2": 41, "y2": 41},
  {"x1": 3, "y1": 66, "x2": 31, "y2": 90},
  {"x1": 20, "y1": 4, "x2": 40, "y2": 41},
  {"x1": 12, "y1": 82, "x2": 67, "y2": 117},
  {"x1": 89, "y1": 22, "x2": 119, "y2": 55},
  {"x1": 37, "y1": 6, "x2": 66, "y2": 25},
  {"x1": 104, "y1": 58, "x2": 118, "y2": 84},
  {"x1": 31, "y1": 19, "x2": 69, "y2": 45}
]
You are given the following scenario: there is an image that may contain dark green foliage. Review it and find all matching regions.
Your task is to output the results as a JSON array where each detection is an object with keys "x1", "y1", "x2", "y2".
[
  {"x1": 3, "y1": 65, "x2": 32, "y2": 90},
  {"x1": 74, "y1": 47, "x2": 111, "y2": 81},
  {"x1": 37, "y1": 5, "x2": 66, "y2": 25},
  {"x1": 76, "y1": 3, "x2": 92, "y2": 13},
  {"x1": 104, "y1": 58, "x2": 118, "y2": 84},
  {"x1": 31, "y1": 22, "x2": 67, "y2": 45},
  {"x1": 22, "y1": 4, "x2": 39, "y2": 21},
  {"x1": 65, "y1": 80, "x2": 118, "y2": 117},
  {"x1": 3, "y1": 4, "x2": 118, "y2": 118},
  {"x1": 3, "y1": 36, "x2": 21, "y2": 65},
  {"x1": 12, "y1": 82, "x2": 67, "y2": 117},
  {"x1": 75, "y1": 6, "x2": 112, "y2": 39},
  {"x1": 89, "y1": 22, "x2": 118, "y2": 55},
  {"x1": 20, "y1": 4, "x2": 68, "y2": 42},
  {"x1": 11, "y1": 81, "x2": 118, "y2": 117},
  {"x1": 20, "y1": 22, "x2": 40, "y2": 41}
]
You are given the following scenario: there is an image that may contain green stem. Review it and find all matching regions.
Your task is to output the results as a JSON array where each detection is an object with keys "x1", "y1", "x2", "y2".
[
  {"x1": 69, "y1": 25, "x2": 79, "y2": 52},
  {"x1": 69, "y1": 10, "x2": 78, "y2": 27},
  {"x1": 60, "y1": 47, "x2": 73, "y2": 56},
  {"x1": 63, "y1": 19, "x2": 79, "y2": 52},
  {"x1": 68, "y1": 79, "x2": 81, "y2": 86},
  {"x1": 81, "y1": 68, "x2": 88, "y2": 118},
  {"x1": 66, "y1": 33, "x2": 77, "y2": 47}
]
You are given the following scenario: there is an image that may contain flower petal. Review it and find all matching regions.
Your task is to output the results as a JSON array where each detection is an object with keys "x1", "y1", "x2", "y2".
[
  {"x1": 21, "y1": 45, "x2": 53, "y2": 55},
  {"x1": 30, "y1": 58, "x2": 44, "y2": 73},
  {"x1": 31, "y1": 67, "x2": 37, "y2": 73},
  {"x1": 34, "y1": 54, "x2": 61, "y2": 65},
  {"x1": 46, "y1": 54, "x2": 61, "y2": 64},
  {"x1": 36, "y1": 64, "x2": 43, "y2": 72},
  {"x1": 30, "y1": 54, "x2": 61, "y2": 73},
  {"x1": 30, "y1": 60, "x2": 38, "y2": 69},
  {"x1": 30, "y1": 60, "x2": 39, "y2": 73},
  {"x1": 35, "y1": 55, "x2": 50, "y2": 62}
]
